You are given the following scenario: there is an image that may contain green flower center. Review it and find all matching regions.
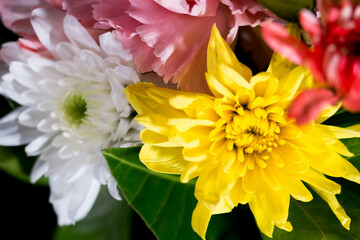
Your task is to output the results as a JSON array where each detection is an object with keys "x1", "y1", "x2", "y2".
[{"x1": 61, "y1": 92, "x2": 88, "y2": 127}]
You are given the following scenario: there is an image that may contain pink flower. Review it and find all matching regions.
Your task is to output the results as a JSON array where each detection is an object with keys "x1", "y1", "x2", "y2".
[
  {"x1": 0, "y1": 0, "x2": 62, "y2": 52},
  {"x1": 262, "y1": 0, "x2": 360, "y2": 124},
  {"x1": 92, "y1": 0, "x2": 271, "y2": 93},
  {"x1": 0, "y1": 0, "x2": 61, "y2": 37},
  {"x1": 0, "y1": 0, "x2": 102, "y2": 52}
]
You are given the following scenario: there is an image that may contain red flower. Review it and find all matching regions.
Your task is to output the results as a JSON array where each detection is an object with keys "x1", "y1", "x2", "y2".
[{"x1": 262, "y1": 0, "x2": 360, "y2": 124}]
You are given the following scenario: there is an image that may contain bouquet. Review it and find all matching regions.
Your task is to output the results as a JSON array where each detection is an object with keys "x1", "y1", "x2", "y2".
[{"x1": 1, "y1": 0, "x2": 360, "y2": 239}]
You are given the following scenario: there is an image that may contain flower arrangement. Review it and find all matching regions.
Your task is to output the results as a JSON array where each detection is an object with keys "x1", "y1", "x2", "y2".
[{"x1": 1, "y1": 0, "x2": 360, "y2": 239}]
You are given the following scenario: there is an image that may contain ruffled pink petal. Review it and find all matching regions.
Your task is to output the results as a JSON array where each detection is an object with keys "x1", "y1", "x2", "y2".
[
  {"x1": 262, "y1": 21, "x2": 310, "y2": 66},
  {"x1": 93, "y1": 0, "x2": 133, "y2": 31},
  {"x1": 62, "y1": 0, "x2": 97, "y2": 27},
  {"x1": 93, "y1": 0, "x2": 270, "y2": 92},
  {"x1": 299, "y1": 9, "x2": 322, "y2": 45},
  {"x1": 127, "y1": 0, "x2": 232, "y2": 93},
  {"x1": 93, "y1": 0, "x2": 157, "y2": 72},
  {"x1": 288, "y1": 88, "x2": 339, "y2": 125},
  {"x1": 222, "y1": 0, "x2": 273, "y2": 28},
  {"x1": 154, "y1": 0, "x2": 219, "y2": 16}
]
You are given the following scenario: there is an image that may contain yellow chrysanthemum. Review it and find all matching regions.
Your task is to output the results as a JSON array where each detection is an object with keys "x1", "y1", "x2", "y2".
[{"x1": 124, "y1": 26, "x2": 360, "y2": 238}]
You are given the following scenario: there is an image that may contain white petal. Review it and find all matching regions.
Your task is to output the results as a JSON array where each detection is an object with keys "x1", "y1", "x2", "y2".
[
  {"x1": 99, "y1": 31, "x2": 133, "y2": 62},
  {"x1": 52, "y1": 134, "x2": 67, "y2": 148},
  {"x1": 58, "y1": 142, "x2": 82, "y2": 159},
  {"x1": 25, "y1": 132, "x2": 56, "y2": 156},
  {"x1": 79, "y1": 50, "x2": 104, "y2": 71},
  {"x1": 27, "y1": 56, "x2": 54, "y2": 72},
  {"x1": 18, "y1": 107, "x2": 49, "y2": 127},
  {"x1": 114, "y1": 118, "x2": 131, "y2": 139},
  {"x1": 36, "y1": 100, "x2": 54, "y2": 111},
  {"x1": 0, "y1": 126, "x2": 41, "y2": 146},
  {"x1": 49, "y1": 171, "x2": 101, "y2": 225},
  {"x1": 37, "y1": 117, "x2": 58, "y2": 132},
  {"x1": 114, "y1": 65, "x2": 140, "y2": 85},
  {"x1": 1, "y1": 75, "x2": 29, "y2": 105},
  {"x1": 63, "y1": 15, "x2": 100, "y2": 53},
  {"x1": 56, "y1": 42, "x2": 80, "y2": 61},
  {"x1": 107, "y1": 177, "x2": 121, "y2": 200},
  {"x1": 10, "y1": 61, "x2": 42, "y2": 91},
  {"x1": 0, "y1": 42, "x2": 32, "y2": 64},
  {"x1": 22, "y1": 90, "x2": 47, "y2": 105},
  {"x1": 30, "y1": 158, "x2": 49, "y2": 183}
]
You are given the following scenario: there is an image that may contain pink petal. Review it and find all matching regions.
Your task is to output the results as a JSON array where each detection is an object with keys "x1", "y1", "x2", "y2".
[
  {"x1": 222, "y1": 0, "x2": 273, "y2": 28},
  {"x1": 261, "y1": 21, "x2": 309, "y2": 65},
  {"x1": 299, "y1": 9, "x2": 322, "y2": 45},
  {"x1": 30, "y1": 7, "x2": 67, "y2": 52},
  {"x1": 62, "y1": 0, "x2": 97, "y2": 28},
  {"x1": 128, "y1": 0, "x2": 231, "y2": 90},
  {"x1": 0, "y1": 0, "x2": 62, "y2": 36},
  {"x1": 288, "y1": 88, "x2": 339, "y2": 125},
  {"x1": 154, "y1": 0, "x2": 219, "y2": 16},
  {"x1": 0, "y1": 0, "x2": 42, "y2": 29}
]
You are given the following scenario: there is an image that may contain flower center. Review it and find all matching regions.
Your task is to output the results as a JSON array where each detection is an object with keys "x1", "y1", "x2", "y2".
[
  {"x1": 209, "y1": 100, "x2": 286, "y2": 166},
  {"x1": 225, "y1": 110, "x2": 283, "y2": 154},
  {"x1": 60, "y1": 92, "x2": 88, "y2": 127}
]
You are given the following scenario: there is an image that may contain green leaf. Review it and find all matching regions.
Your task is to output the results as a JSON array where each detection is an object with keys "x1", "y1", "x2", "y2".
[
  {"x1": 261, "y1": 140, "x2": 360, "y2": 240},
  {"x1": 54, "y1": 187, "x2": 133, "y2": 240},
  {"x1": 324, "y1": 111, "x2": 360, "y2": 128},
  {"x1": 103, "y1": 146, "x2": 201, "y2": 240},
  {"x1": 103, "y1": 146, "x2": 256, "y2": 240},
  {"x1": 0, "y1": 146, "x2": 47, "y2": 185},
  {"x1": 258, "y1": 0, "x2": 315, "y2": 22}
]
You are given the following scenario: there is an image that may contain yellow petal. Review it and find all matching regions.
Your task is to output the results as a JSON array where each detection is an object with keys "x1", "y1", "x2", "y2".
[
  {"x1": 181, "y1": 162, "x2": 202, "y2": 183},
  {"x1": 230, "y1": 178, "x2": 254, "y2": 204},
  {"x1": 208, "y1": 25, "x2": 252, "y2": 79},
  {"x1": 311, "y1": 186, "x2": 351, "y2": 230},
  {"x1": 301, "y1": 170, "x2": 341, "y2": 194},
  {"x1": 242, "y1": 168, "x2": 258, "y2": 193},
  {"x1": 320, "y1": 124, "x2": 360, "y2": 139},
  {"x1": 169, "y1": 93, "x2": 213, "y2": 111},
  {"x1": 250, "y1": 72, "x2": 279, "y2": 99},
  {"x1": 307, "y1": 151, "x2": 360, "y2": 183},
  {"x1": 139, "y1": 144, "x2": 188, "y2": 174},
  {"x1": 279, "y1": 124, "x2": 302, "y2": 139},
  {"x1": 183, "y1": 143, "x2": 211, "y2": 162},
  {"x1": 275, "y1": 143, "x2": 309, "y2": 174},
  {"x1": 140, "y1": 129, "x2": 175, "y2": 147},
  {"x1": 249, "y1": 188, "x2": 291, "y2": 237},
  {"x1": 216, "y1": 63, "x2": 251, "y2": 92},
  {"x1": 124, "y1": 82, "x2": 156, "y2": 115},
  {"x1": 169, "y1": 118, "x2": 215, "y2": 132},
  {"x1": 170, "y1": 125, "x2": 212, "y2": 148},
  {"x1": 205, "y1": 73, "x2": 234, "y2": 98},
  {"x1": 207, "y1": 25, "x2": 252, "y2": 98},
  {"x1": 272, "y1": 167, "x2": 313, "y2": 202},
  {"x1": 135, "y1": 114, "x2": 170, "y2": 135},
  {"x1": 195, "y1": 167, "x2": 237, "y2": 209},
  {"x1": 316, "y1": 102, "x2": 341, "y2": 123},
  {"x1": 191, "y1": 202, "x2": 213, "y2": 240},
  {"x1": 276, "y1": 66, "x2": 310, "y2": 103}
]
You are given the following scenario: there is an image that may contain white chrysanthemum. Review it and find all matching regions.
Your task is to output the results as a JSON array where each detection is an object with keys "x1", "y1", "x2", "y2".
[{"x1": 0, "y1": 7, "x2": 142, "y2": 224}]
